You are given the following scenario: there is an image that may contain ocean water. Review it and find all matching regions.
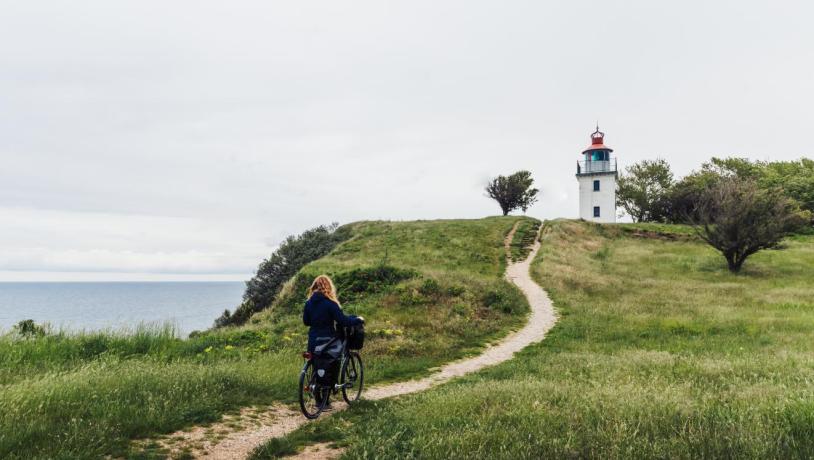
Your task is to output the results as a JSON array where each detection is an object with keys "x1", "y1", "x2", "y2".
[{"x1": 0, "y1": 282, "x2": 245, "y2": 336}]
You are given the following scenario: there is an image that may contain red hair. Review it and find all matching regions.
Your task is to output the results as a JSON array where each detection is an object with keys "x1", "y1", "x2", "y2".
[{"x1": 307, "y1": 275, "x2": 340, "y2": 305}]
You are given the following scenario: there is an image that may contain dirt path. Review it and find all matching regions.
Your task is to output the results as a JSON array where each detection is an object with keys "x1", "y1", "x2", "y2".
[{"x1": 160, "y1": 222, "x2": 557, "y2": 459}]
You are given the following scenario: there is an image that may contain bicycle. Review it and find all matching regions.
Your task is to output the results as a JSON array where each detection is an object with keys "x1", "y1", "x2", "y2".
[{"x1": 299, "y1": 326, "x2": 364, "y2": 419}]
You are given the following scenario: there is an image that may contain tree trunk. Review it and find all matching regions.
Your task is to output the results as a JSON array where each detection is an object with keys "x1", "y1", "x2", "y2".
[
  {"x1": 732, "y1": 255, "x2": 746, "y2": 272},
  {"x1": 725, "y1": 252, "x2": 745, "y2": 273}
]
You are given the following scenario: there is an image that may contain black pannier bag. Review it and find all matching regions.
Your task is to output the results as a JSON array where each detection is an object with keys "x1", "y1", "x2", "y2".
[
  {"x1": 346, "y1": 323, "x2": 365, "y2": 350},
  {"x1": 313, "y1": 337, "x2": 342, "y2": 386}
]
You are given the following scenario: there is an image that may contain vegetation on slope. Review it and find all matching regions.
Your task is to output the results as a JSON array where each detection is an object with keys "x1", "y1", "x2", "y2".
[
  {"x1": 508, "y1": 217, "x2": 541, "y2": 262},
  {"x1": 248, "y1": 217, "x2": 533, "y2": 382},
  {"x1": 260, "y1": 219, "x2": 814, "y2": 459},
  {"x1": 0, "y1": 216, "x2": 533, "y2": 459},
  {"x1": 216, "y1": 223, "x2": 352, "y2": 328}
]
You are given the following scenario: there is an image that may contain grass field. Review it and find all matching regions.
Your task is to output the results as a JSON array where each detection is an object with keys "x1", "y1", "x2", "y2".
[
  {"x1": 257, "y1": 219, "x2": 814, "y2": 459},
  {"x1": 0, "y1": 216, "x2": 533, "y2": 459}
]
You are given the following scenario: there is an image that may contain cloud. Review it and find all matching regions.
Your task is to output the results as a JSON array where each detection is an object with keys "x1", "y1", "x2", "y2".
[
  {"x1": 1, "y1": 0, "x2": 812, "y2": 280},
  {"x1": 0, "y1": 207, "x2": 265, "y2": 275}
]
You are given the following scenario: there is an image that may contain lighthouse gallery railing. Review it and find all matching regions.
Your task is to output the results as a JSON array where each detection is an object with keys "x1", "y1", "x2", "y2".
[{"x1": 576, "y1": 158, "x2": 617, "y2": 175}]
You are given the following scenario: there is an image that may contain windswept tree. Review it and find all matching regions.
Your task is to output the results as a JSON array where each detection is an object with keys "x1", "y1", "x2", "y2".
[
  {"x1": 617, "y1": 159, "x2": 674, "y2": 222},
  {"x1": 692, "y1": 177, "x2": 810, "y2": 273},
  {"x1": 485, "y1": 170, "x2": 539, "y2": 216}
]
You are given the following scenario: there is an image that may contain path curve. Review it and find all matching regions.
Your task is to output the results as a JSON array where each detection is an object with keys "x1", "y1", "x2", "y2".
[{"x1": 194, "y1": 223, "x2": 557, "y2": 459}]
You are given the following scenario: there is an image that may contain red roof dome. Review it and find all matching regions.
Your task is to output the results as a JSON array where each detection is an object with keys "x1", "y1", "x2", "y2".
[{"x1": 582, "y1": 126, "x2": 613, "y2": 154}]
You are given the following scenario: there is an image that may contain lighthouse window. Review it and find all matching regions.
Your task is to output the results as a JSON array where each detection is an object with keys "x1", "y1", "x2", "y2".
[
  {"x1": 593, "y1": 206, "x2": 601, "y2": 217},
  {"x1": 593, "y1": 180, "x2": 600, "y2": 191}
]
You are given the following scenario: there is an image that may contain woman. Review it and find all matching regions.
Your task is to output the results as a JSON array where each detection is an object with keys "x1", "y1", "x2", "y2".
[
  {"x1": 303, "y1": 274, "x2": 364, "y2": 353},
  {"x1": 303, "y1": 275, "x2": 363, "y2": 409}
]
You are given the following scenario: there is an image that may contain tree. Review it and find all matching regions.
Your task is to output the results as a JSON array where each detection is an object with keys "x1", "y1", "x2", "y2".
[
  {"x1": 691, "y1": 177, "x2": 810, "y2": 273},
  {"x1": 215, "y1": 223, "x2": 351, "y2": 328},
  {"x1": 666, "y1": 157, "x2": 764, "y2": 224},
  {"x1": 667, "y1": 157, "x2": 814, "y2": 225},
  {"x1": 760, "y1": 158, "x2": 814, "y2": 221},
  {"x1": 666, "y1": 169, "x2": 720, "y2": 223},
  {"x1": 617, "y1": 159, "x2": 674, "y2": 222},
  {"x1": 485, "y1": 170, "x2": 539, "y2": 216}
]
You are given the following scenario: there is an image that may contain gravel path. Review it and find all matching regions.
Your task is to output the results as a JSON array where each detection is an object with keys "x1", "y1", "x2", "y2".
[{"x1": 190, "y1": 222, "x2": 557, "y2": 459}]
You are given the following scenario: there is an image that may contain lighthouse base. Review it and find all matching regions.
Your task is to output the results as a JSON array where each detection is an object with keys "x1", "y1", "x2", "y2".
[{"x1": 577, "y1": 173, "x2": 617, "y2": 223}]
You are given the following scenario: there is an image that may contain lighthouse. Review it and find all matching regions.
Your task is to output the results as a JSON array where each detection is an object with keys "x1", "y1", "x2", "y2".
[{"x1": 576, "y1": 126, "x2": 618, "y2": 222}]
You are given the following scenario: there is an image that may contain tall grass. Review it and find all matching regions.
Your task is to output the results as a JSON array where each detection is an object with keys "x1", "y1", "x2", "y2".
[{"x1": 256, "y1": 219, "x2": 814, "y2": 459}]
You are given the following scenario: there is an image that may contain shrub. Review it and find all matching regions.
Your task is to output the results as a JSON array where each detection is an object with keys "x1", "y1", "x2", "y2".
[
  {"x1": 418, "y1": 278, "x2": 442, "y2": 297},
  {"x1": 333, "y1": 266, "x2": 417, "y2": 302},
  {"x1": 12, "y1": 319, "x2": 46, "y2": 338},
  {"x1": 215, "y1": 223, "x2": 352, "y2": 328},
  {"x1": 482, "y1": 284, "x2": 524, "y2": 314}
]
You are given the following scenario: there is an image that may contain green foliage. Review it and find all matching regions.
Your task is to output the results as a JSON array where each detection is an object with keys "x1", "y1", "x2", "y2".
[
  {"x1": 481, "y1": 283, "x2": 526, "y2": 315},
  {"x1": 667, "y1": 168, "x2": 721, "y2": 223},
  {"x1": 216, "y1": 223, "x2": 352, "y2": 328},
  {"x1": 485, "y1": 170, "x2": 539, "y2": 216},
  {"x1": 617, "y1": 158, "x2": 674, "y2": 222},
  {"x1": 12, "y1": 319, "x2": 46, "y2": 338},
  {"x1": 332, "y1": 266, "x2": 417, "y2": 302},
  {"x1": 691, "y1": 177, "x2": 810, "y2": 272},
  {"x1": 668, "y1": 157, "x2": 814, "y2": 224},
  {"x1": 260, "y1": 220, "x2": 814, "y2": 459},
  {"x1": 760, "y1": 158, "x2": 814, "y2": 217},
  {"x1": 509, "y1": 218, "x2": 541, "y2": 261}
]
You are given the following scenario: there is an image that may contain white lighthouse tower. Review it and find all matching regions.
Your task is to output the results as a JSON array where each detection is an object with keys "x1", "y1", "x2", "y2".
[{"x1": 576, "y1": 126, "x2": 618, "y2": 222}]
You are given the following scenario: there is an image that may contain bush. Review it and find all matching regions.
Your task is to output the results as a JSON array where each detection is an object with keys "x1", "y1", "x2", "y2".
[
  {"x1": 482, "y1": 284, "x2": 524, "y2": 314},
  {"x1": 216, "y1": 223, "x2": 352, "y2": 328},
  {"x1": 12, "y1": 320, "x2": 46, "y2": 338},
  {"x1": 333, "y1": 266, "x2": 417, "y2": 302}
]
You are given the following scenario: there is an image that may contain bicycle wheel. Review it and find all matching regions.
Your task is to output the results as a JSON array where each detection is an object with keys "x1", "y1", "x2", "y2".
[
  {"x1": 340, "y1": 351, "x2": 364, "y2": 404},
  {"x1": 299, "y1": 361, "x2": 329, "y2": 419}
]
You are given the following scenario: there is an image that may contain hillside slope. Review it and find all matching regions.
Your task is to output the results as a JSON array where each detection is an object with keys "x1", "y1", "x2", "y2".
[
  {"x1": 264, "y1": 220, "x2": 814, "y2": 459},
  {"x1": 246, "y1": 217, "x2": 538, "y2": 382},
  {"x1": 0, "y1": 216, "x2": 537, "y2": 459}
]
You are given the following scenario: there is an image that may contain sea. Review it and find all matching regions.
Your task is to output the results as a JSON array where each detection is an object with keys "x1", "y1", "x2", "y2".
[{"x1": 0, "y1": 282, "x2": 245, "y2": 336}]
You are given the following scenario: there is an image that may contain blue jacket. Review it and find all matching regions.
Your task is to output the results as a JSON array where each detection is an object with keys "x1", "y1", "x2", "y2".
[{"x1": 303, "y1": 292, "x2": 362, "y2": 352}]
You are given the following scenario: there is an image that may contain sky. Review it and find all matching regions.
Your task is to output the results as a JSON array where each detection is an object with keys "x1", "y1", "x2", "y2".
[{"x1": 1, "y1": 0, "x2": 812, "y2": 281}]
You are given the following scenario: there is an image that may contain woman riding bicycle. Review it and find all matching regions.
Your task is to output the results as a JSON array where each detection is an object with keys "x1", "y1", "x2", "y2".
[{"x1": 302, "y1": 275, "x2": 364, "y2": 407}]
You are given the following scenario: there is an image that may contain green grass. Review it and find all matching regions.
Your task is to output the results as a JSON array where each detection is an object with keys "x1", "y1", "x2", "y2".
[
  {"x1": 0, "y1": 216, "x2": 533, "y2": 459},
  {"x1": 256, "y1": 219, "x2": 814, "y2": 459}
]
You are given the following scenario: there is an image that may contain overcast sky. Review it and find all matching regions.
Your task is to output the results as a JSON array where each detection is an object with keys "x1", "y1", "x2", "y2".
[{"x1": 1, "y1": 1, "x2": 812, "y2": 281}]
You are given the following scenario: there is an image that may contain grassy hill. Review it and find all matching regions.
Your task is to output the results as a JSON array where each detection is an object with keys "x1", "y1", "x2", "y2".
[
  {"x1": 0, "y1": 216, "x2": 536, "y2": 459},
  {"x1": 259, "y1": 219, "x2": 814, "y2": 459}
]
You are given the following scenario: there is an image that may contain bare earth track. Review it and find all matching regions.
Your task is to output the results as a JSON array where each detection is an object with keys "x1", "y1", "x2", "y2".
[{"x1": 158, "y1": 222, "x2": 557, "y2": 459}]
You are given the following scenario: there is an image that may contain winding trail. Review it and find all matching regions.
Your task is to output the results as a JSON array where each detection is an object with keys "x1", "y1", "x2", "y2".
[{"x1": 167, "y1": 222, "x2": 557, "y2": 459}]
